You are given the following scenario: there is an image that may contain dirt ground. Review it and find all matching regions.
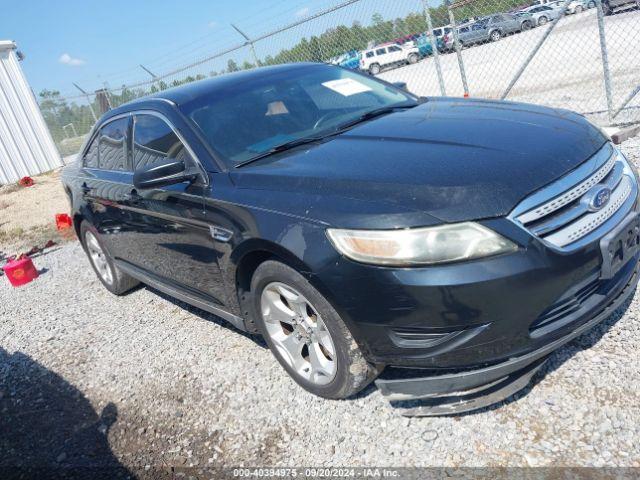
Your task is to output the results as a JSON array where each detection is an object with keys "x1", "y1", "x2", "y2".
[{"x1": 0, "y1": 169, "x2": 73, "y2": 258}]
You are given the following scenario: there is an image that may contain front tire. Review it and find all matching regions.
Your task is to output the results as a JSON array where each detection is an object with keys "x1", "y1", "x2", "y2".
[
  {"x1": 490, "y1": 30, "x2": 502, "y2": 42},
  {"x1": 538, "y1": 15, "x2": 549, "y2": 25},
  {"x1": 407, "y1": 53, "x2": 418, "y2": 64},
  {"x1": 521, "y1": 21, "x2": 532, "y2": 31},
  {"x1": 80, "y1": 221, "x2": 139, "y2": 295},
  {"x1": 251, "y1": 260, "x2": 379, "y2": 399}
]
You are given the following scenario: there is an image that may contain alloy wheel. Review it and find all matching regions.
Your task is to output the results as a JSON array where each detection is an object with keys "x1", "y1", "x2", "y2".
[
  {"x1": 260, "y1": 282, "x2": 337, "y2": 386},
  {"x1": 85, "y1": 231, "x2": 114, "y2": 285}
]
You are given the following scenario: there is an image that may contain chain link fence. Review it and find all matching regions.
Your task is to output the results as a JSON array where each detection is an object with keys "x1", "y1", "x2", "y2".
[{"x1": 38, "y1": 0, "x2": 640, "y2": 158}]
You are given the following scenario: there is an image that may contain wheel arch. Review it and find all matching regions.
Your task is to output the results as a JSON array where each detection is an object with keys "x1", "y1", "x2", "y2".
[{"x1": 231, "y1": 239, "x2": 315, "y2": 333}]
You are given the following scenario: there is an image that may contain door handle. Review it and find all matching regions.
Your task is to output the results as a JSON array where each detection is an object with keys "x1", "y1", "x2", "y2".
[{"x1": 123, "y1": 190, "x2": 142, "y2": 203}]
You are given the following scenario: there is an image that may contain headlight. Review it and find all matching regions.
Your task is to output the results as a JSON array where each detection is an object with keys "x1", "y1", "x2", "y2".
[{"x1": 326, "y1": 222, "x2": 517, "y2": 266}]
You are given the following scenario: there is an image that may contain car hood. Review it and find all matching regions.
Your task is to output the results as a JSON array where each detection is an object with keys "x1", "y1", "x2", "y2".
[{"x1": 230, "y1": 98, "x2": 607, "y2": 229}]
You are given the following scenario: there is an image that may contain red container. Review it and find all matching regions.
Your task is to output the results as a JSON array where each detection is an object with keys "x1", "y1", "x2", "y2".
[
  {"x1": 2, "y1": 256, "x2": 38, "y2": 287},
  {"x1": 55, "y1": 213, "x2": 73, "y2": 231}
]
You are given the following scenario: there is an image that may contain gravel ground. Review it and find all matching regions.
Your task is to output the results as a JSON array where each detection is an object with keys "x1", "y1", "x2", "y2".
[
  {"x1": 0, "y1": 169, "x2": 71, "y2": 256},
  {"x1": 1, "y1": 137, "x2": 640, "y2": 475}
]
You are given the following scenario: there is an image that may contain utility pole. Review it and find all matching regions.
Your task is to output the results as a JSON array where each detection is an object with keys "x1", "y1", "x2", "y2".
[
  {"x1": 231, "y1": 23, "x2": 260, "y2": 67},
  {"x1": 72, "y1": 83, "x2": 98, "y2": 122}
]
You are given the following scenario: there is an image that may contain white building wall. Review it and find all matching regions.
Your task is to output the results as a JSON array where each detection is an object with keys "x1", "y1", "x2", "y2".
[{"x1": 0, "y1": 40, "x2": 62, "y2": 185}]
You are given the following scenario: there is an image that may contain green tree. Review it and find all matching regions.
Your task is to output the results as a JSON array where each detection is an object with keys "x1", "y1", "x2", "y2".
[{"x1": 227, "y1": 59, "x2": 239, "y2": 72}]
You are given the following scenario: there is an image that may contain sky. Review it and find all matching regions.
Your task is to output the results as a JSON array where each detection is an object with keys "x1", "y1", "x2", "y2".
[
  {"x1": 1, "y1": 0, "x2": 423, "y2": 99},
  {"x1": 0, "y1": 0, "x2": 325, "y2": 96}
]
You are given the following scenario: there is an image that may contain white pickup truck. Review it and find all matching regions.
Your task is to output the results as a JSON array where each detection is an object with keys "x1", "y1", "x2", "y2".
[{"x1": 359, "y1": 43, "x2": 420, "y2": 75}]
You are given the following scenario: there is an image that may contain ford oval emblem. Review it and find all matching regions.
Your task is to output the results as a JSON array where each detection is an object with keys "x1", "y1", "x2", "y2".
[{"x1": 587, "y1": 186, "x2": 612, "y2": 212}]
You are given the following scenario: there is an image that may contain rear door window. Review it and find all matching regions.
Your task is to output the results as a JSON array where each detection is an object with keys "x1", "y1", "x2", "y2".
[
  {"x1": 83, "y1": 135, "x2": 99, "y2": 168},
  {"x1": 133, "y1": 114, "x2": 193, "y2": 171},
  {"x1": 388, "y1": 45, "x2": 401, "y2": 52},
  {"x1": 98, "y1": 118, "x2": 129, "y2": 171},
  {"x1": 375, "y1": 48, "x2": 386, "y2": 55}
]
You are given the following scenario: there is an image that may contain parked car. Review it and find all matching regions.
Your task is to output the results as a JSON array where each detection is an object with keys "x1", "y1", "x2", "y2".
[
  {"x1": 431, "y1": 25, "x2": 453, "y2": 41},
  {"x1": 476, "y1": 13, "x2": 535, "y2": 43},
  {"x1": 391, "y1": 33, "x2": 422, "y2": 46},
  {"x1": 61, "y1": 63, "x2": 640, "y2": 415},
  {"x1": 519, "y1": 4, "x2": 563, "y2": 25},
  {"x1": 442, "y1": 22, "x2": 474, "y2": 51},
  {"x1": 360, "y1": 43, "x2": 420, "y2": 74},
  {"x1": 602, "y1": 0, "x2": 640, "y2": 14},
  {"x1": 444, "y1": 13, "x2": 532, "y2": 49},
  {"x1": 415, "y1": 33, "x2": 445, "y2": 56},
  {"x1": 566, "y1": 0, "x2": 588, "y2": 13},
  {"x1": 337, "y1": 50, "x2": 361, "y2": 70}
]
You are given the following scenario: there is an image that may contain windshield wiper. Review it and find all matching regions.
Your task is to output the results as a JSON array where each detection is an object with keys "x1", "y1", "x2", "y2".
[
  {"x1": 234, "y1": 103, "x2": 418, "y2": 169},
  {"x1": 235, "y1": 135, "x2": 327, "y2": 168},
  {"x1": 331, "y1": 104, "x2": 417, "y2": 133}
]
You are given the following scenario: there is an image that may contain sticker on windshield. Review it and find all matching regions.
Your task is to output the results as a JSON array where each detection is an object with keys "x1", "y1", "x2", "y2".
[{"x1": 322, "y1": 78, "x2": 372, "y2": 96}]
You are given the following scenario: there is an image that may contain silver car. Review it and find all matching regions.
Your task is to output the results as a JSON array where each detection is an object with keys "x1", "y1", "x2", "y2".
[
  {"x1": 519, "y1": 4, "x2": 563, "y2": 25},
  {"x1": 452, "y1": 13, "x2": 534, "y2": 47}
]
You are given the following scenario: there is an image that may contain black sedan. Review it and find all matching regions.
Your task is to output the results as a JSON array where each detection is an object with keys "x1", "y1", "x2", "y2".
[{"x1": 61, "y1": 63, "x2": 639, "y2": 415}]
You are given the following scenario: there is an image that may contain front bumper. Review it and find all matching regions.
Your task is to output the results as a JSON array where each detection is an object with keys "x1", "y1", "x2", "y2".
[{"x1": 374, "y1": 260, "x2": 638, "y2": 416}]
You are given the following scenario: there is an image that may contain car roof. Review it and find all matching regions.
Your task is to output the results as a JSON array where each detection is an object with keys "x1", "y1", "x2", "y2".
[{"x1": 106, "y1": 62, "x2": 324, "y2": 116}]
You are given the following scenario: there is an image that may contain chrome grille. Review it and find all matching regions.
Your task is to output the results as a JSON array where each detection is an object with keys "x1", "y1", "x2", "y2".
[{"x1": 511, "y1": 145, "x2": 638, "y2": 251}]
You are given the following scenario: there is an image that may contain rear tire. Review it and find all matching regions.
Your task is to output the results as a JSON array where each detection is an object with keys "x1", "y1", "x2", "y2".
[
  {"x1": 369, "y1": 63, "x2": 381, "y2": 75},
  {"x1": 575, "y1": 5, "x2": 583, "y2": 12},
  {"x1": 538, "y1": 15, "x2": 549, "y2": 25},
  {"x1": 588, "y1": 0, "x2": 595, "y2": 6},
  {"x1": 80, "y1": 221, "x2": 139, "y2": 295},
  {"x1": 250, "y1": 260, "x2": 380, "y2": 399},
  {"x1": 490, "y1": 30, "x2": 502, "y2": 42}
]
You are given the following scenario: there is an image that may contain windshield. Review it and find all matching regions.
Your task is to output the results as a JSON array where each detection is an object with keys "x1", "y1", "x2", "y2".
[{"x1": 182, "y1": 64, "x2": 416, "y2": 167}]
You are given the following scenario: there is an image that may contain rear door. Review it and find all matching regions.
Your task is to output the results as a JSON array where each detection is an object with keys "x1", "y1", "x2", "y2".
[
  {"x1": 80, "y1": 116, "x2": 134, "y2": 257},
  {"x1": 375, "y1": 47, "x2": 388, "y2": 66},
  {"x1": 121, "y1": 112, "x2": 226, "y2": 303},
  {"x1": 386, "y1": 45, "x2": 405, "y2": 63},
  {"x1": 503, "y1": 14, "x2": 520, "y2": 32},
  {"x1": 469, "y1": 22, "x2": 486, "y2": 43}
]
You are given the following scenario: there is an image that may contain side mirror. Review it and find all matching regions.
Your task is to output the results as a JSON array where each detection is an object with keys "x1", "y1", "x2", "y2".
[
  {"x1": 392, "y1": 81, "x2": 408, "y2": 91},
  {"x1": 133, "y1": 158, "x2": 194, "y2": 189}
]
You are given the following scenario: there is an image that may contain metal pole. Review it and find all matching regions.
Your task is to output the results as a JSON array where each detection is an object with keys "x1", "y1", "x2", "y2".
[
  {"x1": 139, "y1": 64, "x2": 158, "y2": 79},
  {"x1": 422, "y1": 0, "x2": 446, "y2": 96},
  {"x1": 502, "y1": 0, "x2": 572, "y2": 100},
  {"x1": 72, "y1": 82, "x2": 98, "y2": 122},
  {"x1": 231, "y1": 23, "x2": 260, "y2": 66},
  {"x1": 102, "y1": 82, "x2": 113, "y2": 109},
  {"x1": 595, "y1": 0, "x2": 614, "y2": 121},
  {"x1": 446, "y1": 1, "x2": 469, "y2": 97},
  {"x1": 612, "y1": 84, "x2": 640, "y2": 120}
]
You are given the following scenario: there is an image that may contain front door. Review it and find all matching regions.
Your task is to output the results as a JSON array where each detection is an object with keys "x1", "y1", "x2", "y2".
[{"x1": 119, "y1": 112, "x2": 226, "y2": 305}]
